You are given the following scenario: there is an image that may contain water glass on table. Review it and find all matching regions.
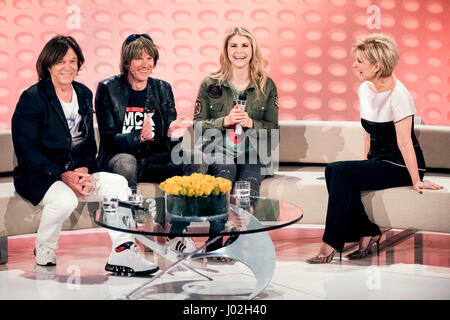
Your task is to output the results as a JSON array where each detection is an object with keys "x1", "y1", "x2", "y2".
[
  {"x1": 233, "y1": 181, "x2": 251, "y2": 230},
  {"x1": 103, "y1": 195, "x2": 119, "y2": 213},
  {"x1": 103, "y1": 195, "x2": 119, "y2": 226},
  {"x1": 234, "y1": 180, "x2": 251, "y2": 210},
  {"x1": 128, "y1": 186, "x2": 143, "y2": 205},
  {"x1": 234, "y1": 181, "x2": 250, "y2": 199}
]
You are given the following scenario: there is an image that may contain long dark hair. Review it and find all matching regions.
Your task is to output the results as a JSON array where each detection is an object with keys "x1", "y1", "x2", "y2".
[{"x1": 36, "y1": 35, "x2": 85, "y2": 80}]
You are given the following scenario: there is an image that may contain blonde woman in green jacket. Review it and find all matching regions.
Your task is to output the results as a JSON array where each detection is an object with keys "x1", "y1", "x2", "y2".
[{"x1": 193, "y1": 26, "x2": 279, "y2": 252}]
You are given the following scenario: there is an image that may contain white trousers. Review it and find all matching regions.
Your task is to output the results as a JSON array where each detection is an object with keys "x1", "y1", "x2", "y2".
[{"x1": 37, "y1": 172, "x2": 134, "y2": 250}]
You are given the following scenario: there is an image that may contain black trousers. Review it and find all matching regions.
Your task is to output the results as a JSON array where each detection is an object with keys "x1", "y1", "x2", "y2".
[{"x1": 323, "y1": 160, "x2": 424, "y2": 252}]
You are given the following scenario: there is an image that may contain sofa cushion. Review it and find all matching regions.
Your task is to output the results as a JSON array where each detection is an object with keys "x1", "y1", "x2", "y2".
[
  {"x1": 0, "y1": 182, "x2": 98, "y2": 237},
  {"x1": 278, "y1": 121, "x2": 450, "y2": 170},
  {"x1": 1, "y1": 121, "x2": 449, "y2": 173},
  {"x1": 279, "y1": 121, "x2": 365, "y2": 164},
  {"x1": 0, "y1": 131, "x2": 14, "y2": 174},
  {"x1": 260, "y1": 166, "x2": 450, "y2": 233}
]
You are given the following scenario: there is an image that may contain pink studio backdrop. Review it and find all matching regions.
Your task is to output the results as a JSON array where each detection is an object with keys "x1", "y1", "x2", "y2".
[{"x1": 0, "y1": 0, "x2": 448, "y2": 130}]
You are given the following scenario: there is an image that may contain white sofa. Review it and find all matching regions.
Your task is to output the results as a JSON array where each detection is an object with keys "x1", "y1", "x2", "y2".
[{"x1": 1, "y1": 120, "x2": 449, "y2": 237}]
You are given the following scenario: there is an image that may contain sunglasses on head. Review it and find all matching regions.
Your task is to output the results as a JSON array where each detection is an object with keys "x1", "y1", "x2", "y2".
[{"x1": 125, "y1": 33, "x2": 152, "y2": 44}]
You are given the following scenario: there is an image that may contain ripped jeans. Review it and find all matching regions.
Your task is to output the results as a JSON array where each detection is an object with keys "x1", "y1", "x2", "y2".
[
  {"x1": 106, "y1": 150, "x2": 208, "y2": 186},
  {"x1": 206, "y1": 151, "x2": 267, "y2": 197},
  {"x1": 205, "y1": 151, "x2": 267, "y2": 249}
]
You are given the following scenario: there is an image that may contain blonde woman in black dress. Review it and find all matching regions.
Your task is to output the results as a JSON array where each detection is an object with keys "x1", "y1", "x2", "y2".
[{"x1": 307, "y1": 33, "x2": 442, "y2": 264}]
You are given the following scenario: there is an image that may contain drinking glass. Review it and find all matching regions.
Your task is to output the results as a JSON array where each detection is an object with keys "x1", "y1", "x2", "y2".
[
  {"x1": 233, "y1": 181, "x2": 251, "y2": 230},
  {"x1": 103, "y1": 195, "x2": 119, "y2": 213},
  {"x1": 234, "y1": 181, "x2": 250, "y2": 199},
  {"x1": 128, "y1": 186, "x2": 143, "y2": 205}
]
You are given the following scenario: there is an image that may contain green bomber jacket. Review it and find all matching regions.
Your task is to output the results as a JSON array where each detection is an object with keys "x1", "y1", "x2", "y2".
[{"x1": 193, "y1": 76, "x2": 280, "y2": 174}]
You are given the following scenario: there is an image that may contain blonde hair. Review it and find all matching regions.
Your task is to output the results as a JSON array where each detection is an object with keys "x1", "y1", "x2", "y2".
[
  {"x1": 210, "y1": 27, "x2": 268, "y2": 97},
  {"x1": 120, "y1": 35, "x2": 159, "y2": 76},
  {"x1": 352, "y1": 33, "x2": 399, "y2": 78}
]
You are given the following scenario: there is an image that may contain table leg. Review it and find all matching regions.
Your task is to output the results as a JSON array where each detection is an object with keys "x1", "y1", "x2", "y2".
[
  {"x1": 125, "y1": 214, "x2": 276, "y2": 300},
  {"x1": 191, "y1": 216, "x2": 276, "y2": 300},
  {"x1": 125, "y1": 235, "x2": 221, "y2": 299}
]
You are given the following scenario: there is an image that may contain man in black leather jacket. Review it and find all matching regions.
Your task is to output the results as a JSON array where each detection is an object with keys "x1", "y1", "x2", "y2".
[
  {"x1": 95, "y1": 34, "x2": 206, "y2": 252},
  {"x1": 95, "y1": 33, "x2": 205, "y2": 186}
]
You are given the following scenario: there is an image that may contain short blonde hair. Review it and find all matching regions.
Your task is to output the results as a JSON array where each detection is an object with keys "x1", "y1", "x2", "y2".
[
  {"x1": 352, "y1": 33, "x2": 399, "y2": 78},
  {"x1": 210, "y1": 26, "x2": 268, "y2": 97}
]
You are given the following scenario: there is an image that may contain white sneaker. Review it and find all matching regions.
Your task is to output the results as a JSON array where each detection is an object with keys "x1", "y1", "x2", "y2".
[
  {"x1": 166, "y1": 237, "x2": 197, "y2": 255},
  {"x1": 105, "y1": 242, "x2": 159, "y2": 276},
  {"x1": 34, "y1": 244, "x2": 56, "y2": 266}
]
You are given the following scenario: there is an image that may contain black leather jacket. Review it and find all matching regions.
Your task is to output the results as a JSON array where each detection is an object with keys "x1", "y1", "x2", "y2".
[
  {"x1": 12, "y1": 79, "x2": 97, "y2": 205},
  {"x1": 95, "y1": 75, "x2": 179, "y2": 169}
]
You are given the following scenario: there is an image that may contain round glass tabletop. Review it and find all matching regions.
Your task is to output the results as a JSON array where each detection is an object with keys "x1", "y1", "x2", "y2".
[{"x1": 94, "y1": 195, "x2": 303, "y2": 237}]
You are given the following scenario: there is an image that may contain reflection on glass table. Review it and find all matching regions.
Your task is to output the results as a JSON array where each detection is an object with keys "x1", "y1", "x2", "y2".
[{"x1": 94, "y1": 195, "x2": 303, "y2": 300}]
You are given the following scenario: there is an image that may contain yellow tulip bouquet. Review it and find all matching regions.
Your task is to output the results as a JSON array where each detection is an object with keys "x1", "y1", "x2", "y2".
[
  {"x1": 159, "y1": 173, "x2": 231, "y2": 197},
  {"x1": 159, "y1": 173, "x2": 232, "y2": 218}
]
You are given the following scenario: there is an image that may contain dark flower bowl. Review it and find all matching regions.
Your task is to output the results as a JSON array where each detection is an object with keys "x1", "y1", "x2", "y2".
[{"x1": 165, "y1": 192, "x2": 230, "y2": 222}]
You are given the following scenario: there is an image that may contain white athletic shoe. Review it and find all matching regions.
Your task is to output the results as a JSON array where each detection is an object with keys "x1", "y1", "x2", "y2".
[
  {"x1": 166, "y1": 237, "x2": 197, "y2": 255},
  {"x1": 105, "y1": 242, "x2": 159, "y2": 276},
  {"x1": 34, "y1": 243, "x2": 56, "y2": 267}
]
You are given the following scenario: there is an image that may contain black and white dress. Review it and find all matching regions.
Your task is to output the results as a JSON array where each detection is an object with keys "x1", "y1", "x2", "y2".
[{"x1": 322, "y1": 78, "x2": 426, "y2": 251}]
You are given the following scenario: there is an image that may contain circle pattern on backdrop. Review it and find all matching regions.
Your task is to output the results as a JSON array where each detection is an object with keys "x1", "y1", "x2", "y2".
[{"x1": 0, "y1": 0, "x2": 447, "y2": 127}]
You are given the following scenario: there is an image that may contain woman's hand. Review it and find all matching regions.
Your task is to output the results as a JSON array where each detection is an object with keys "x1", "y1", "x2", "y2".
[
  {"x1": 224, "y1": 106, "x2": 252, "y2": 128},
  {"x1": 239, "y1": 112, "x2": 253, "y2": 128},
  {"x1": 168, "y1": 115, "x2": 192, "y2": 139},
  {"x1": 412, "y1": 180, "x2": 443, "y2": 194}
]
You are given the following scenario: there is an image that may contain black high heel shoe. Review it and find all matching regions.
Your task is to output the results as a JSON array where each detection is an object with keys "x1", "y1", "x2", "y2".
[
  {"x1": 306, "y1": 250, "x2": 342, "y2": 264},
  {"x1": 346, "y1": 235, "x2": 381, "y2": 260}
]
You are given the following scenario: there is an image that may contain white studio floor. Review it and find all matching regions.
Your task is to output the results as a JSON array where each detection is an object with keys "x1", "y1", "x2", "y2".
[{"x1": 0, "y1": 226, "x2": 449, "y2": 301}]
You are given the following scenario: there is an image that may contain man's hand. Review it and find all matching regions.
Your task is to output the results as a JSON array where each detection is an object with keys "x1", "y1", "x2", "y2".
[
  {"x1": 74, "y1": 167, "x2": 97, "y2": 195},
  {"x1": 140, "y1": 115, "x2": 154, "y2": 142},
  {"x1": 74, "y1": 167, "x2": 89, "y2": 174},
  {"x1": 168, "y1": 115, "x2": 192, "y2": 139},
  {"x1": 61, "y1": 169, "x2": 95, "y2": 198}
]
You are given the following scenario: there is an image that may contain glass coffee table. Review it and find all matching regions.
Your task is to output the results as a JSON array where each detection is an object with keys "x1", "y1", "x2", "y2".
[{"x1": 94, "y1": 195, "x2": 303, "y2": 300}]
